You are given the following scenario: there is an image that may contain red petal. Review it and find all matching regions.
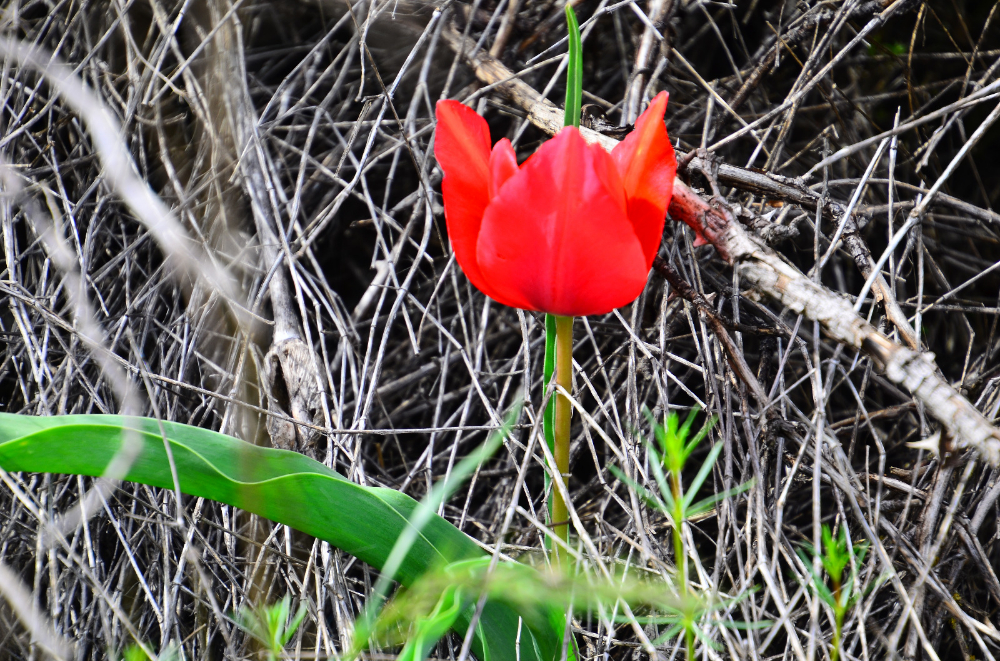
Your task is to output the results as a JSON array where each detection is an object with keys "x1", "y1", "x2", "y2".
[
  {"x1": 476, "y1": 127, "x2": 649, "y2": 316},
  {"x1": 434, "y1": 100, "x2": 500, "y2": 298},
  {"x1": 489, "y1": 138, "x2": 519, "y2": 198},
  {"x1": 611, "y1": 91, "x2": 677, "y2": 267}
]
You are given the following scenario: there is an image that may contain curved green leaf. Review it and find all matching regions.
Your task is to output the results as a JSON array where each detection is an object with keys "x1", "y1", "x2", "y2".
[
  {"x1": 0, "y1": 414, "x2": 563, "y2": 661},
  {"x1": 563, "y1": 5, "x2": 582, "y2": 128},
  {"x1": 397, "y1": 584, "x2": 465, "y2": 661}
]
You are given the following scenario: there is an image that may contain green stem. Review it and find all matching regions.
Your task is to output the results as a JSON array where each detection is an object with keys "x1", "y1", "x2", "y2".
[
  {"x1": 551, "y1": 315, "x2": 573, "y2": 551},
  {"x1": 542, "y1": 1, "x2": 581, "y2": 560},
  {"x1": 670, "y1": 468, "x2": 692, "y2": 656},
  {"x1": 542, "y1": 314, "x2": 556, "y2": 535},
  {"x1": 670, "y1": 473, "x2": 687, "y2": 591},
  {"x1": 832, "y1": 586, "x2": 844, "y2": 661}
]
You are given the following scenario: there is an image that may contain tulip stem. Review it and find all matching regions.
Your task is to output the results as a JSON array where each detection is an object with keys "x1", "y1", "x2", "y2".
[{"x1": 550, "y1": 315, "x2": 573, "y2": 552}]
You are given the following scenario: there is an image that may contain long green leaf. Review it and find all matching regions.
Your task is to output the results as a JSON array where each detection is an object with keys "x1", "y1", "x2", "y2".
[
  {"x1": 352, "y1": 408, "x2": 516, "y2": 656},
  {"x1": 0, "y1": 414, "x2": 563, "y2": 661},
  {"x1": 396, "y1": 584, "x2": 466, "y2": 661},
  {"x1": 563, "y1": 6, "x2": 582, "y2": 128},
  {"x1": 543, "y1": 312, "x2": 557, "y2": 528}
]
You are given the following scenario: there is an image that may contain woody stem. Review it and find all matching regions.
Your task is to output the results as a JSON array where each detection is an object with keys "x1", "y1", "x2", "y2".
[{"x1": 551, "y1": 315, "x2": 573, "y2": 551}]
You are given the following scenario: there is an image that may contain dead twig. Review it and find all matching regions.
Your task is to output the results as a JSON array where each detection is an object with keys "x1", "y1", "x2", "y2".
[{"x1": 212, "y1": 1, "x2": 324, "y2": 455}]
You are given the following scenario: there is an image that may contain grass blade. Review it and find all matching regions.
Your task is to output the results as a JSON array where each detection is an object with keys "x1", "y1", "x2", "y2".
[{"x1": 563, "y1": 6, "x2": 582, "y2": 128}]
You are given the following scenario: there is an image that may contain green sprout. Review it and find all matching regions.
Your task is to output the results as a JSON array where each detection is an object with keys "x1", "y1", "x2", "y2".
[
  {"x1": 118, "y1": 643, "x2": 178, "y2": 661},
  {"x1": 235, "y1": 594, "x2": 308, "y2": 661},
  {"x1": 798, "y1": 524, "x2": 871, "y2": 661},
  {"x1": 612, "y1": 407, "x2": 754, "y2": 657}
]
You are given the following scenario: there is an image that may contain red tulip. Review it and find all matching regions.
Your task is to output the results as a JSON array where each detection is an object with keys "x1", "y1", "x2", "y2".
[{"x1": 434, "y1": 92, "x2": 677, "y2": 317}]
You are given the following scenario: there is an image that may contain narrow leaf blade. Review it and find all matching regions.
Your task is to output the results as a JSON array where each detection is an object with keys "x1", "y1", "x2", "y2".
[{"x1": 563, "y1": 6, "x2": 582, "y2": 128}]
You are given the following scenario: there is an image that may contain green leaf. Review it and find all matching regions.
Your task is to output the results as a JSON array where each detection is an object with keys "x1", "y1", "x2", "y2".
[
  {"x1": 397, "y1": 585, "x2": 466, "y2": 661},
  {"x1": 650, "y1": 623, "x2": 684, "y2": 644},
  {"x1": 0, "y1": 413, "x2": 564, "y2": 661},
  {"x1": 821, "y1": 524, "x2": 849, "y2": 583},
  {"x1": 682, "y1": 412, "x2": 715, "y2": 462},
  {"x1": 678, "y1": 408, "x2": 697, "y2": 450},
  {"x1": 543, "y1": 313, "x2": 557, "y2": 526},
  {"x1": 236, "y1": 594, "x2": 307, "y2": 660},
  {"x1": 286, "y1": 602, "x2": 308, "y2": 646},
  {"x1": 606, "y1": 464, "x2": 668, "y2": 514},
  {"x1": 371, "y1": 558, "x2": 573, "y2": 661},
  {"x1": 563, "y1": 5, "x2": 582, "y2": 128},
  {"x1": 680, "y1": 441, "x2": 722, "y2": 511},
  {"x1": 795, "y1": 549, "x2": 837, "y2": 608},
  {"x1": 685, "y1": 480, "x2": 753, "y2": 518},
  {"x1": 645, "y1": 449, "x2": 674, "y2": 511}
]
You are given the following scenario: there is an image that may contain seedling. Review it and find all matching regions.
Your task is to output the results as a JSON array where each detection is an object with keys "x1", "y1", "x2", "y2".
[
  {"x1": 612, "y1": 407, "x2": 754, "y2": 657},
  {"x1": 798, "y1": 524, "x2": 871, "y2": 661},
  {"x1": 236, "y1": 595, "x2": 308, "y2": 661}
]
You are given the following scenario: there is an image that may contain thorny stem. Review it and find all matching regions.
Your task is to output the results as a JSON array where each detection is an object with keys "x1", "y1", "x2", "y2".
[{"x1": 551, "y1": 315, "x2": 573, "y2": 552}]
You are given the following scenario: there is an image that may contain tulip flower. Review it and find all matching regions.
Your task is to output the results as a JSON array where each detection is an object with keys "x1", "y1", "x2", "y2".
[
  {"x1": 433, "y1": 8, "x2": 680, "y2": 556},
  {"x1": 434, "y1": 86, "x2": 677, "y2": 553},
  {"x1": 434, "y1": 91, "x2": 677, "y2": 317}
]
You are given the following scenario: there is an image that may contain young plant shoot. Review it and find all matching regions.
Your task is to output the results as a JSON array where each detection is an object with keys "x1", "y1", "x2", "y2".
[
  {"x1": 799, "y1": 524, "x2": 874, "y2": 661},
  {"x1": 611, "y1": 409, "x2": 755, "y2": 657}
]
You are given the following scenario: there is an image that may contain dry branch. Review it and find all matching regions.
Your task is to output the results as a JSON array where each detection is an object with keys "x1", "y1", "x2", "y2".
[
  {"x1": 440, "y1": 20, "x2": 1000, "y2": 466},
  {"x1": 213, "y1": 3, "x2": 324, "y2": 455}
]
